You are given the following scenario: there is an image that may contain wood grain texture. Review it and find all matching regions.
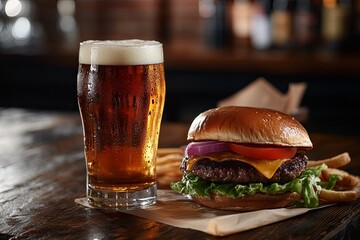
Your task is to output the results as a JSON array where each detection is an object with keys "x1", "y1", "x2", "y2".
[{"x1": 0, "y1": 109, "x2": 359, "y2": 239}]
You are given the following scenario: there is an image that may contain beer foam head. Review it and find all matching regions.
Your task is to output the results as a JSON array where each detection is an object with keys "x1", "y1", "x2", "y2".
[{"x1": 79, "y1": 39, "x2": 163, "y2": 65}]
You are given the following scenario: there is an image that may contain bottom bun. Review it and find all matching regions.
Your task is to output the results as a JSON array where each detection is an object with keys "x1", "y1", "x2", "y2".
[{"x1": 192, "y1": 192, "x2": 302, "y2": 211}]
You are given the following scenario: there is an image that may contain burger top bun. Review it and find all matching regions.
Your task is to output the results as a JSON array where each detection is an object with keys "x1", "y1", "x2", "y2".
[{"x1": 187, "y1": 106, "x2": 313, "y2": 149}]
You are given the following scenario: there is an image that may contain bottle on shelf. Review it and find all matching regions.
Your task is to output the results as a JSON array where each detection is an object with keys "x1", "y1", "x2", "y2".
[
  {"x1": 199, "y1": 0, "x2": 231, "y2": 48},
  {"x1": 321, "y1": 0, "x2": 353, "y2": 52},
  {"x1": 231, "y1": 0, "x2": 253, "y2": 48},
  {"x1": 271, "y1": 0, "x2": 295, "y2": 49},
  {"x1": 294, "y1": 0, "x2": 320, "y2": 50},
  {"x1": 353, "y1": 0, "x2": 360, "y2": 50},
  {"x1": 250, "y1": 0, "x2": 273, "y2": 50}
]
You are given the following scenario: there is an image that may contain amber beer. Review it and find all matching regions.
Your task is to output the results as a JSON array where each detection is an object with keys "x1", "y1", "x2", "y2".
[{"x1": 77, "y1": 40, "x2": 165, "y2": 208}]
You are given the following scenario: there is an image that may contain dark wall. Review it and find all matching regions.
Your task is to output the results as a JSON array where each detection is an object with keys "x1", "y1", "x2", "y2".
[
  {"x1": 1, "y1": 55, "x2": 78, "y2": 111},
  {"x1": 1, "y1": 55, "x2": 360, "y2": 135},
  {"x1": 165, "y1": 70, "x2": 360, "y2": 135}
]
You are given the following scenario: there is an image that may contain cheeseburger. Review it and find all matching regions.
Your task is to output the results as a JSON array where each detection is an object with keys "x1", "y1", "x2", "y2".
[{"x1": 171, "y1": 106, "x2": 325, "y2": 211}]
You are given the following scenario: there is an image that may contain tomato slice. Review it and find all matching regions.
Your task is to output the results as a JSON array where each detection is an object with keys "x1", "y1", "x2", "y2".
[{"x1": 227, "y1": 143, "x2": 297, "y2": 160}]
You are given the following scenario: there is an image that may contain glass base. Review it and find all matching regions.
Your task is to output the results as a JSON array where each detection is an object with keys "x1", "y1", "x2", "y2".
[{"x1": 87, "y1": 184, "x2": 157, "y2": 210}]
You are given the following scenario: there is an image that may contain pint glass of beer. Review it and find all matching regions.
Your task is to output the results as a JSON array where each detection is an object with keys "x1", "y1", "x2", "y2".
[{"x1": 77, "y1": 40, "x2": 165, "y2": 208}]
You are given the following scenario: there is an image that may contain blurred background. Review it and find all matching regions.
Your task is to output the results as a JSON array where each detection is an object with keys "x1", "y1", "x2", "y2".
[{"x1": 0, "y1": 0, "x2": 360, "y2": 135}]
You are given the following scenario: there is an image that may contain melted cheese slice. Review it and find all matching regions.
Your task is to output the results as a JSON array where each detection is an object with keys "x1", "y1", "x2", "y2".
[{"x1": 186, "y1": 152, "x2": 289, "y2": 179}]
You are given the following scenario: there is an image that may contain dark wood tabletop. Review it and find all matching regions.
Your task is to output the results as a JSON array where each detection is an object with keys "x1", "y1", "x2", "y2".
[{"x1": 1, "y1": 108, "x2": 360, "y2": 240}]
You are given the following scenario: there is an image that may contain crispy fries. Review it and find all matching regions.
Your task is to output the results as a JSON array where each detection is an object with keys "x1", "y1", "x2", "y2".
[
  {"x1": 319, "y1": 188, "x2": 359, "y2": 203},
  {"x1": 157, "y1": 148, "x2": 183, "y2": 157},
  {"x1": 309, "y1": 152, "x2": 360, "y2": 204},
  {"x1": 307, "y1": 152, "x2": 351, "y2": 168},
  {"x1": 321, "y1": 168, "x2": 360, "y2": 189},
  {"x1": 156, "y1": 148, "x2": 184, "y2": 188}
]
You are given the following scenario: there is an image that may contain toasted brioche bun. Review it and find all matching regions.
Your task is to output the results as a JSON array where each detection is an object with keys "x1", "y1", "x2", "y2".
[
  {"x1": 192, "y1": 192, "x2": 302, "y2": 211},
  {"x1": 188, "y1": 106, "x2": 312, "y2": 149}
]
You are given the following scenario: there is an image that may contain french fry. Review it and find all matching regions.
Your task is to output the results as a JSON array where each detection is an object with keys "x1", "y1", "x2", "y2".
[
  {"x1": 157, "y1": 154, "x2": 183, "y2": 168},
  {"x1": 156, "y1": 148, "x2": 184, "y2": 188},
  {"x1": 312, "y1": 152, "x2": 360, "y2": 203},
  {"x1": 157, "y1": 160, "x2": 181, "y2": 169},
  {"x1": 321, "y1": 168, "x2": 360, "y2": 189},
  {"x1": 307, "y1": 152, "x2": 351, "y2": 168},
  {"x1": 157, "y1": 148, "x2": 183, "y2": 157},
  {"x1": 319, "y1": 188, "x2": 359, "y2": 203}
]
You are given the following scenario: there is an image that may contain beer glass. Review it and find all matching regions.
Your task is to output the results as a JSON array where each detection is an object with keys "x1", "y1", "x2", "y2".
[{"x1": 77, "y1": 40, "x2": 166, "y2": 209}]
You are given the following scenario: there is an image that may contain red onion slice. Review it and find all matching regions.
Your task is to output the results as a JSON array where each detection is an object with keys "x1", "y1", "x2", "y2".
[{"x1": 184, "y1": 141, "x2": 229, "y2": 157}]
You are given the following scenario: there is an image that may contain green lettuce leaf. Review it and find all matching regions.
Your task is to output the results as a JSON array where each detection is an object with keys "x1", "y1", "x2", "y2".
[
  {"x1": 326, "y1": 174, "x2": 340, "y2": 190},
  {"x1": 170, "y1": 164, "x2": 332, "y2": 208}
]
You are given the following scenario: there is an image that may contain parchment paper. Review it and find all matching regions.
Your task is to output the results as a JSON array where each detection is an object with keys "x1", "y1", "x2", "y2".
[
  {"x1": 75, "y1": 190, "x2": 324, "y2": 236},
  {"x1": 218, "y1": 78, "x2": 307, "y2": 115}
]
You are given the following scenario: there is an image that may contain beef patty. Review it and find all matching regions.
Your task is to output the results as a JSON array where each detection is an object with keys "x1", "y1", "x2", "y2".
[{"x1": 184, "y1": 153, "x2": 307, "y2": 184}]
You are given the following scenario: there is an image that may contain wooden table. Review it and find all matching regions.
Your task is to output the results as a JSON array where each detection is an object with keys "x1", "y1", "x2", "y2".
[{"x1": 1, "y1": 108, "x2": 360, "y2": 239}]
